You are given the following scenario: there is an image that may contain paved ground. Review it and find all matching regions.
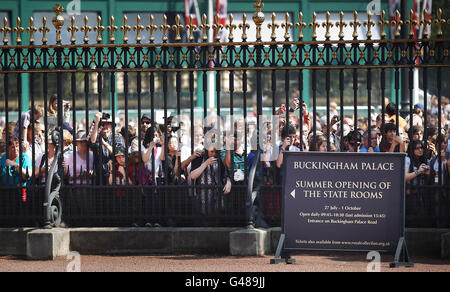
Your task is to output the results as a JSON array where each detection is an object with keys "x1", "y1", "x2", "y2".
[{"x1": 1, "y1": 252, "x2": 449, "y2": 272}]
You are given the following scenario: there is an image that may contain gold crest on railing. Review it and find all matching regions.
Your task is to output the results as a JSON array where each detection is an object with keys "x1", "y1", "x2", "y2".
[{"x1": 0, "y1": 1, "x2": 449, "y2": 46}]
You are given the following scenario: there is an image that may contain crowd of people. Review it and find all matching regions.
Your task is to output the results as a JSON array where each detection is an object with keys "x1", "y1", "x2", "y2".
[
  {"x1": 1, "y1": 93, "x2": 450, "y2": 187},
  {"x1": 1, "y1": 92, "x2": 450, "y2": 225}
]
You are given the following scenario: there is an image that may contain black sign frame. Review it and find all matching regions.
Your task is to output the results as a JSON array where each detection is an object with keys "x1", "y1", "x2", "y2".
[{"x1": 270, "y1": 152, "x2": 413, "y2": 268}]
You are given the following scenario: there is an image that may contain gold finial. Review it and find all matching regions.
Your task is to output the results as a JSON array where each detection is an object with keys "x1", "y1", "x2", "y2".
[
  {"x1": 171, "y1": 15, "x2": 184, "y2": 42},
  {"x1": 252, "y1": 0, "x2": 265, "y2": 41},
  {"x1": 405, "y1": 9, "x2": 418, "y2": 38},
  {"x1": 309, "y1": 12, "x2": 320, "y2": 40},
  {"x1": 391, "y1": 10, "x2": 403, "y2": 38},
  {"x1": 120, "y1": 15, "x2": 131, "y2": 43},
  {"x1": 322, "y1": 11, "x2": 333, "y2": 39},
  {"x1": 239, "y1": 13, "x2": 250, "y2": 41},
  {"x1": 295, "y1": 12, "x2": 307, "y2": 40},
  {"x1": 145, "y1": 15, "x2": 158, "y2": 42},
  {"x1": 13, "y1": 17, "x2": 24, "y2": 44},
  {"x1": 335, "y1": 11, "x2": 347, "y2": 39},
  {"x1": 39, "y1": 17, "x2": 50, "y2": 44},
  {"x1": 226, "y1": 14, "x2": 237, "y2": 41},
  {"x1": 364, "y1": 11, "x2": 375, "y2": 39},
  {"x1": 213, "y1": 14, "x2": 224, "y2": 42},
  {"x1": 199, "y1": 14, "x2": 210, "y2": 42},
  {"x1": 281, "y1": 13, "x2": 293, "y2": 40},
  {"x1": 185, "y1": 15, "x2": 197, "y2": 42},
  {"x1": 133, "y1": 15, "x2": 145, "y2": 43},
  {"x1": 434, "y1": 8, "x2": 446, "y2": 37},
  {"x1": 52, "y1": 4, "x2": 65, "y2": 44},
  {"x1": 67, "y1": 16, "x2": 78, "y2": 44},
  {"x1": 94, "y1": 16, "x2": 104, "y2": 43},
  {"x1": 106, "y1": 16, "x2": 118, "y2": 43},
  {"x1": 26, "y1": 17, "x2": 37, "y2": 44},
  {"x1": 420, "y1": 9, "x2": 432, "y2": 38},
  {"x1": 268, "y1": 13, "x2": 279, "y2": 40},
  {"x1": 378, "y1": 10, "x2": 389, "y2": 39},
  {"x1": 0, "y1": 17, "x2": 11, "y2": 45},
  {"x1": 160, "y1": 14, "x2": 171, "y2": 42},
  {"x1": 350, "y1": 11, "x2": 361, "y2": 39},
  {"x1": 80, "y1": 16, "x2": 91, "y2": 43}
]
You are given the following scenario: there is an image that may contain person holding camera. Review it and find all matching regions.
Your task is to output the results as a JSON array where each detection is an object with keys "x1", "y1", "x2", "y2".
[
  {"x1": 276, "y1": 125, "x2": 300, "y2": 169},
  {"x1": 346, "y1": 130, "x2": 362, "y2": 153},
  {"x1": 405, "y1": 140, "x2": 431, "y2": 185},
  {"x1": 189, "y1": 144, "x2": 232, "y2": 223},
  {"x1": 88, "y1": 112, "x2": 120, "y2": 185}
]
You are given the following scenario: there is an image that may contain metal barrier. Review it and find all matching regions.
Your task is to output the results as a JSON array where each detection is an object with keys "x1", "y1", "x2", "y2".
[{"x1": 0, "y1": 1, "x2": 450, "y2": 228}]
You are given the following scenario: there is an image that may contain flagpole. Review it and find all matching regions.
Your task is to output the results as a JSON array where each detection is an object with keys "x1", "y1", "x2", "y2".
[
  {"x1": 208, "y1": 0, "x2": 216, "y2": 110},
  {"x1": 413, "y1": 0, "x2": 420, "y2": 106}
]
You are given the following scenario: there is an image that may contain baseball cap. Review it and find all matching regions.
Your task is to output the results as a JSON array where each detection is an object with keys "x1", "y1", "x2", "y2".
[{"x1": 414, "y1": 103, "x2": 424, "y2": 111}]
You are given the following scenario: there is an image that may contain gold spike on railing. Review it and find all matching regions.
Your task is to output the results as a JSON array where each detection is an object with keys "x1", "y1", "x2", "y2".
[
  {"x1": 378, "y1": 10, "x2": 389, "y2": 39},
  {"x1": 120, "y1": 15, "x2": 131, "y2": 43},
  {"x1": 39, "y1": 17, "x2": 50, "y2": 44},
  {"x1": 199, "y1": 14, "x2": 210, "y2": 42},
  {"x1": 282, "y1": 13, "x2": 293, "y2": 40},
  {"x1": 185, "y1": 15, "x2": 197, "y2": 42},
  {"x1": 172, "y1": 15, "x2": 184, "y2": 42},
  {"x1": 434, "y1": 8, "x2": 446, "y2": 37},
  {"x1": 239, "y1": 13, "x2": 250, "y2": 41},
  {"x1": 336, "y1": 11, "x2": 347, "y2": 40},
  {"x1": 295, "y1": 12, "x2": 306, "y2": 40},
  {"x1": 80, "y1": 16, "x2": 91, "y2": 43},
  {"x1": 364, "y1": 11, "x2": 375, "y2": 39},
  {"x1": 391, "y1": 10, "x2": 403, "y2": 38},
  {"x1": 252, "y1": 0, "x2": 265, "y2": 41},
  {"x1": 146, "y1": 15, "x2": 158, "y2": 43},
  {"x1": 420, "y1": 9, "x2": 432, "y2": 38},
  {"x1": 226, "y1": 14, "x2": 236, "y2": 41},
  {"x1": 160, "y1": 14, "x2": 171, "y2": 42},
  {"x1": 405, "y1": 9, "x2": 417, "y2": 38},
  {"x1": 322, "y1": 12, "x2": 333, "y2": 39},
  {"x1": 94, "y1": 16, "x2": 104, "y2": 43},
  {"x1": 350, "y1": 11, "x2": 361, "y2": 39},
  {"x1": 52, "y1": 4, "x2": 65, "y2": 44},
  {"x1": 267, "y1": 13, "x2": 278, "y2": 40},
  {"x1": 106, "y1": 16, "x2": 118, "y2": 43},
  {"x1": 26, "y1": 17, "x2": 37, "y2": 44},
  {"x1": 133, "y1": 15, "x2": 144, "y2": 43},
  {"x1": 0, "y1": 17, "x2": 11, "y2": 45},
  {"x1": 13, "y1": 17, "x2": 24, "y2": 44},
  {"x1": 309, "y1": 12, "x2": 319, "y2": 40},
  {"x1": 213, "y1": 14, "x2": 223, "y2": 42},
  {"x1": 67, "y1": 16, "x2": 78, "y2": 44}
]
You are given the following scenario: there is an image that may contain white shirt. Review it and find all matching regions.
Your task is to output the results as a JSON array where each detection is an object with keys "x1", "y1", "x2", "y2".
[{"x1": 145, "y1": 146, "x2": 163, "y2": 178}]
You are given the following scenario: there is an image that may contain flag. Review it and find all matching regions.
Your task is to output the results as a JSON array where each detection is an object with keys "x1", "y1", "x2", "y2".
[
  {"x1": 184, "y1": 0, "x2": 201, "y2": 43},
  {"x1": 412, "y1": 0, "x2": 420, "y2": 39},
  {"x1": 215, "y1": 0, "x2": 227, "y2": 42},
  {"x1": 421, "y1": 0, "x2": 432, "y2": 38},
  {"x1": 184, "y1": 0, "x2": 199, "y2": 25},
  {"x1": 389, "y1": 0, "x2": 401, "y2": 39}
]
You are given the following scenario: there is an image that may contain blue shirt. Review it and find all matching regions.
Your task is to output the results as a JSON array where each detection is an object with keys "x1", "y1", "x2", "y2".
[
  {"x1": 360, "y1": 145, "x2": 380, "y2": 153},
  {"x1": 0, "y1": 153, "x2": 32, "y2": 186}
]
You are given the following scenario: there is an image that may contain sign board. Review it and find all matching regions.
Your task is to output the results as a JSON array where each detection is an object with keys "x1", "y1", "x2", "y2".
[{"x1": 271, "y1": 152, "x2": 411, "y2": 266}]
